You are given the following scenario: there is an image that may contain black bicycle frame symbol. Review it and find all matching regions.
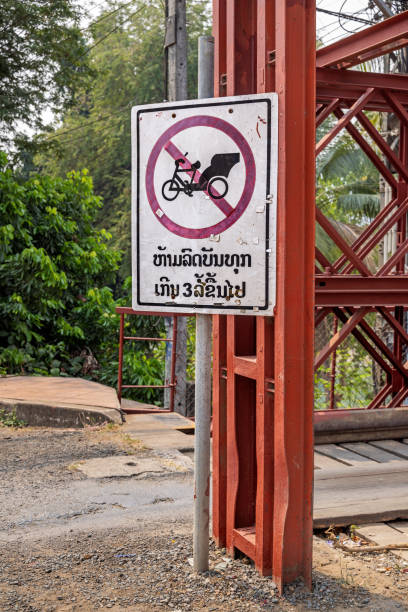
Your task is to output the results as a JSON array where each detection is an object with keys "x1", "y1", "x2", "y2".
[{"x1": 161, "y1": 152, "x2": 240, "y2": 202}]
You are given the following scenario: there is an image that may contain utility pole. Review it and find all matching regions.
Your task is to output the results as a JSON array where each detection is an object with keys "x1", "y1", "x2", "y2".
[
  {"x1": 371, "y1": 0, "x2": 393, "y2": 18},
  {"x1": 163, "y1": 0, "x2": 188, "y2": 414}
]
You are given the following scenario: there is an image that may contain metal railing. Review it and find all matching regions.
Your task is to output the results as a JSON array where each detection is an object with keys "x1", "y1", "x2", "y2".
[{"x1": 116, "y1": 307, "x2": 191, "y2": 413}]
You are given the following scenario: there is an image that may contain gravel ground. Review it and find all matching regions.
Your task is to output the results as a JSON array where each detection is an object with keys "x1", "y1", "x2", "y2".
[
  {"x1": 1, "y1": 426, "x2": 408, "y2": 611},
  {"x1": 0, "y1": 427, "x2": 129, "y2": 532}
]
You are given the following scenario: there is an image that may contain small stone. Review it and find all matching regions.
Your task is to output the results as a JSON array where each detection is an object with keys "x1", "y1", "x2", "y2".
[{"x1": 215, "y1": 562, "x2": 228, "y2": 570}]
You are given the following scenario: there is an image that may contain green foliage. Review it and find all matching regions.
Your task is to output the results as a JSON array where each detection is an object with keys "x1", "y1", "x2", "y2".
[
  {"x1": 38, "y1": 0, "x2": 211, "y2": 277},
  {"x1": 317, "y1": 123, "x2": 380, "y2": 226},
  {"x1": 0, "y1": 154, "x2": 166, "y2": 404},
  {"x1": 0, "y1": 409, "x2": 26, "y2": 428},
  {"x1": 0, "y1": 152, "x2": 119, "y2": 374},
  {"x1": 315, "y1": 343, "x2": 375, "y2": 411},
  {"x1": 0, "y1": 0, "x2": 92, "y2": 154}
]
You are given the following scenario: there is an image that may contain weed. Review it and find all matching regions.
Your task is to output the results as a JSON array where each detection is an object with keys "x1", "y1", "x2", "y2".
[{"x1": 0, "y1": 409, "x2": 26, "y2": 428}]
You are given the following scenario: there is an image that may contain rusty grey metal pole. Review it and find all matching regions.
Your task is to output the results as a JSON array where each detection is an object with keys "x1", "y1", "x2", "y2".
[
  {"x1": 193, "y1": 34, "x2": 214, "y2": 574},
  {"x1": 193, "y1": 313, "x2": 212, "y2": 572}
]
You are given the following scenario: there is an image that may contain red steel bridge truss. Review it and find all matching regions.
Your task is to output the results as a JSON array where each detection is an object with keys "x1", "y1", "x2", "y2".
[{"x1": 211, "y1": 1, "x2": 408, "y2": 591}]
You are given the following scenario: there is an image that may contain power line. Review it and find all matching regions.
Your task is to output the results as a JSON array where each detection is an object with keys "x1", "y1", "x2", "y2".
[
  {"x1": 43, "y1": 97, "x2": 138, "y2": 143},
  {"x1": 79, "y1": 0, "x2": 139, "y2": 34},
  {"x1": 316, "y1": 7, "x2": 374, "y2": 25},
  {"x1": 77, "y1": 3, "x2": 147, "y2": 60},
  {"x1": 322, "y1": 23, "x2": 367, "y2": 46}
]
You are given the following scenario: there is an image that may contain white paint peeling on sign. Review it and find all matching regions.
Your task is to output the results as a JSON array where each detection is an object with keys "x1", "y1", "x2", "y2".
[{"x1": 131, "y1": 93, "x2": 278, "y2": 315}]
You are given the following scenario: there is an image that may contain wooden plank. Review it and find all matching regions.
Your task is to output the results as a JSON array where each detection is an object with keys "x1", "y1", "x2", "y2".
[
  {"x1": 316, "y1": 443, "x2": 373, "y2": 467},
  {"x1": 353, "y1": 523, "x2": 408, "y2": 562},
  {"x1": 315, "y1": 461, "x2": 408, "y2": 481},
  {"x1": 341, "y1": 441, "x2": 402, "y2": 463},
  {"x1": 314, "y1": 470, "x2": 408, "y2": 527},
  {"x1": 370, "y1": 439, "x2": 408, "y2": 460},
  {"x1": 314, "y1": 451, "x2": 348, "y2": 470}
]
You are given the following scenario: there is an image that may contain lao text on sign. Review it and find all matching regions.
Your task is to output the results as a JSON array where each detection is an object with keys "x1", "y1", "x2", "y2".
[{"x1": 132, "y1": 94, "x2": 277, "y2": 315}]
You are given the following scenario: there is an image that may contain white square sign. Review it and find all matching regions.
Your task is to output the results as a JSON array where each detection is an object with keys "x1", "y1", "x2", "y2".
[{"x1": 131, "y1": 93, "x2": 277, "y2": 315}]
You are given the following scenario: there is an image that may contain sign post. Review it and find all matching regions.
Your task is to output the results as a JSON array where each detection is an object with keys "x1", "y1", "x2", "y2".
[
  {"x1": 131, "y1": 88, "x2": 277, "y2": 570},
  {"x1": 192, "y1": 35, "x2": 214, "y2": 573}
]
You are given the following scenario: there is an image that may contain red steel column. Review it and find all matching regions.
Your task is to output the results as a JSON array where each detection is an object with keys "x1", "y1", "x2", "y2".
[
  {"x1": 273, "y1": 0, "x2": 315, "y2": 590},
  {"x1": 257, "y1": 0, "x2": 275, "y2": 93},
  {"x1": 212, "y1": 314, "x2": 227, "y2": 547},
  {"x1": 212, "y1": 0, "x2": 228, "y2": 548}
]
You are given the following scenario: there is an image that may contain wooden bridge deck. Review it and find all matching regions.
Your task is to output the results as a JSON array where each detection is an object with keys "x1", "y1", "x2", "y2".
[{"x1": 314, "y1": 440, "x2": 408, "y2": 528}]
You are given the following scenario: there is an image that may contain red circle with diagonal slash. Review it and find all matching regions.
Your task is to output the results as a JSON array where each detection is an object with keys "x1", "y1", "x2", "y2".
[{"x1": 145, "y1": 115, "x2": 256, "y2": 239}]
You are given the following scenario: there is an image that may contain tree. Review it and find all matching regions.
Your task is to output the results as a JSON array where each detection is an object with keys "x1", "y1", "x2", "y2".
[
  {"x1": 38, "y1": 0, "x2": 211, "y2": 277},
  {"x1": 0, "y1": 0, "x2": 91, "y2": 154},
  {"x1": 0, "y1": 152, "x2": 121, "y2": 376},
  {"x1": 0, "y1": 152, "x2": 168, "y2": 403}
]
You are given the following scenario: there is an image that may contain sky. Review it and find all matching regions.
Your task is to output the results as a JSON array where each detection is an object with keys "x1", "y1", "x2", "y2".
[
  {"x1": 316, "y1": 0, "x2": 379, "y2": 46},
  {"x1": 78, "y1": 0, "x2": 377, "y2": 46},
  {"x1": 38, "y1": 0, "x2": 380, "y2": 132}
]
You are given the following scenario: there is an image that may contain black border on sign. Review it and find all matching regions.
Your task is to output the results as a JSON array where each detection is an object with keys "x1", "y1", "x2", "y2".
[{"x1": 136, "y1": 98, "x2": 271, "y2": 311}]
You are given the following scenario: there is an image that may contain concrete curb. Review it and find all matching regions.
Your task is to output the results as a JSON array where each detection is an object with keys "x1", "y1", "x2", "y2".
[{"x1": 0, "y1": 398, "x2": 122, "y2": 428}]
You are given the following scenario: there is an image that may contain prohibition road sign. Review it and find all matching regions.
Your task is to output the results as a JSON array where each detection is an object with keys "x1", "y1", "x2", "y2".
[
  {"x1": 132, "y1": 93, "x2": 278, "y2": 315},
  {"x1": 145, "y1": 115, "x2": 256, "y2": 239}
]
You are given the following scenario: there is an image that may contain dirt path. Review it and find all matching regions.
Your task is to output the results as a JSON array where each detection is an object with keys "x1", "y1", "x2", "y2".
[{"x1": 1, "y1": 426, "x2": 408, "y2": 611}]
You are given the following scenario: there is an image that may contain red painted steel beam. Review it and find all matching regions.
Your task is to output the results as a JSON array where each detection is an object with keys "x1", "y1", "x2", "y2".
[
  {"x1": 332, "y1": 308, "x2": 393, "y2": 375},
  {"x1": 333, "y1": 108, "x2": 397, "y2": 190},
  {"x1": 344, "y1": 307, "x2": 408, "y2": 380},
  {"x1": 384, "y1": 90, "x2": 408, "y2": 125},
  {"x1": 315, "y1": 306, "x2": 332, "y2": 327},
  {"x1": 332, "y1": 193, "x2": 402, "y2": 274},
  {"x1": 115, "y1": 307, "x2": 191, "y2": 317},
  {"x1": 377, "y1": 307, "x2": 408, "y2": 348},
  {"x1": 256, "y1": 0, "x2": 275, "y2": 93},
  {"x1": 212, "y1": 0, "x2": 227, "y2": 549},
  {"x1": 273, "y1": 0, "x2": 315, "y2": 591},
  {"x1": 255, "y1": 316, "x2": 274, "y2": 575},
  {"x1": 377, "y1": 238, "x2": 408, "y2": 276},
  {"x1": 213, "y1": 0, "x2": 226, "y2": 98},
  {"x1": 212, "y1": 314, "x2": 227, "y2": 548},
  {"x1": 316, "y1": 208, "x2": 371, "y2": 276},
  {"x1": 389, "y1": 386, "x2": 408, "y2": 407},
  {"x1": 226, "y1": 0, "x2": 257, "y2": 96},
  {"x1": 315, "y1": 276, "x2": 408, "y2": 306},
  {"x1": 354, "y1": 110, "x2": 408, "y2": 183},
  {"x1": 269, "y1": 65, "x2": 408, "y2": 112},
  {"x1": 366, "y1": 384, "x2": 392, "y2": 410},
  {"x1": 316, "y1": 10, "x2": 408, "y2": 69},
  {"x1": 315, "y1": 88, "x2": 374, "y2": 156},
  {"x1": 316, "y1": 67, "x2": 408, "y2": 111},
  {"x1": 315, "y1": 98, "x2": 340, "y2": 128},
  {"x1": 342, "y1": 197, "x2": 408, "y2": 274},
  {"x1": 314, "y1": 308, "x2": 369, "y2": 370}
]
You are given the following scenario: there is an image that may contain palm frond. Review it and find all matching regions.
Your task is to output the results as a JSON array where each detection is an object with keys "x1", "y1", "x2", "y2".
[{"x1": 337, "y1": 193, "x2": 380, "y2": 220}]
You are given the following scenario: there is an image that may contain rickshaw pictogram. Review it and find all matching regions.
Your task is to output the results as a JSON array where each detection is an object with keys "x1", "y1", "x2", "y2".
[{"x1": 161, "y1": 152, "x2": 240, "y2": 201}]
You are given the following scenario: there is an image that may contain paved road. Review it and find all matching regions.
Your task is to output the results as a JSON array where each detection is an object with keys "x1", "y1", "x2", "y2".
[
  {"x1": 1, "y1": 426, "x2": 408, "y2": 612},
  {"x1": 0, "y1": 427, "x2": 193, "y2": 543}
]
